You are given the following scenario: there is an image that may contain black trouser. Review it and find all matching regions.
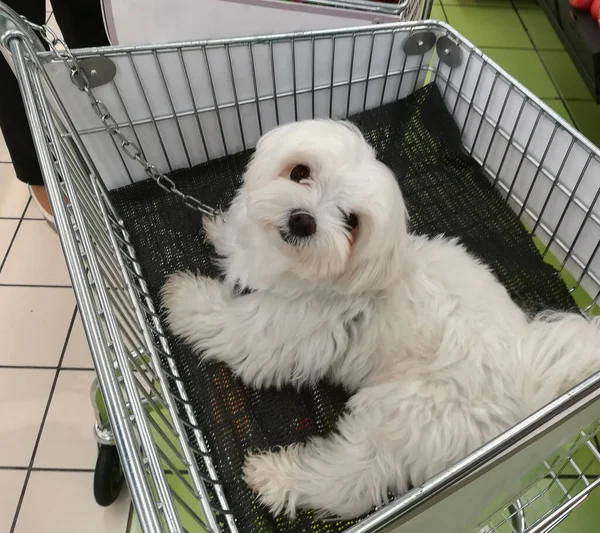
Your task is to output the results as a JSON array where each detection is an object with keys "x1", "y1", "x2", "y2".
[{"x1": 0, "y1": 0, "x2": 109, "y2": 185}]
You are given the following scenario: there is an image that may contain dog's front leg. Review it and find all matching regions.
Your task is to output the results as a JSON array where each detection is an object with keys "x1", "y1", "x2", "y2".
[
  {"x1": 161, "y1": 271, "x2": 338, "y2": 388},
  {"x1": 242, "y1": 408, "x2": 398, "y2": 520}
]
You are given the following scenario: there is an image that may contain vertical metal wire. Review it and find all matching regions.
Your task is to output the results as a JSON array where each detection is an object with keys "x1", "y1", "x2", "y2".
[
  {"x1": 539, "y1": 153, "x2": 593, "y2": 258},
  {"x1": 225, "y1": 44, "x2": 247, "y2": 151},
  {"x1": 292, "y1": 39, "x2": 298, "y2": 122},
  {"x1": 468, "y1": 73, "x2": 500, "y2": 156},
  {"x1": 202, "y1": 45, "x2": 228, "y2": 155},
  {"x1": 395, "y1": 53, "x2": 408, "y2": 100},
  {"x1": 450, "y1": 49, "x2": 477, "y2": 118},
  {"x1": 492, "y1": 95, "x2": 527, "y2": 188},
  {"x1": 346, "y1": 34, "x2": 357, "y2": 118},
  {"x1": 269, "y1": 41, "x2": 280, "y2": 125},
  {"x1": 379, "y1": 30, "x2": 396, "y2": 106},
  {"x1": 562, "y1": 183, "x2": 600, "y2": 273},
  {"x1": 248, "y1": 43, "x2": 263, "y2": 136},
  {"x1": 459, "y1": 61, "x2": 487, "y2": 140},
  {"x1": 127, "y1": 53, "x2": 173, "y2": 171},
  {"x1": 411, "y1": 42, "x2": 427, "y2": 95},
  {"x1": 574, "y1": 234, "x2": 600, "y2": 294},
  {"x1": 362, "y1": 32, "x2": 376, "y2": 112},
  {"x1": 517, "y1": 124, "x2": 559, "y2": 219},
  {"x1": 504, "y1": 108, "x2": 543, "y2": 201},
  {"x1": 480, "y1": 82, "x2": 515, "y2": 172},
  {"x1": 531, "y1": 139, "x2": 576, "y2": 237},
  {"x1": 178, "y1": 48, "x2": 210, "y2": 161},
  {"x1": 329, "y1": 37, "x2": 336, "y2": 118},
  {"x1": 153, "y1": 50, "x2": 192, "y2": 167},
  {"x1": 311, "y1": 37, "x2": 316, "y2": 119}
]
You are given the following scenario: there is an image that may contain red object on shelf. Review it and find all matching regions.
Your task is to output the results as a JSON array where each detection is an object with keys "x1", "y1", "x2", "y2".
[
  {"x1": 591, "y1": 0, "x2": 600, "y2": 24},
  {"x1": 569, "y1": 0, "x2": 593, "y2": 9}
]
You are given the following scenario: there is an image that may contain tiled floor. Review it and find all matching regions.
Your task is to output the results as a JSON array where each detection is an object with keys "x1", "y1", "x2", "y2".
[{"x1": 0, "y1": 0, "x2": 599, "y2": 532}]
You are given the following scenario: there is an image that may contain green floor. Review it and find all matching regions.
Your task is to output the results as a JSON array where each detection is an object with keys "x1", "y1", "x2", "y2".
[{"x1": 430, "y1": 0, "x2": 600, "y2": 148}]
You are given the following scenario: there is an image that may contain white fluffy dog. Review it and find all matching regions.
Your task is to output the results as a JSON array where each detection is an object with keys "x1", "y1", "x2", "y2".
[{"x1": 161, "y1": 120, "x2": 600, "y2": 520}]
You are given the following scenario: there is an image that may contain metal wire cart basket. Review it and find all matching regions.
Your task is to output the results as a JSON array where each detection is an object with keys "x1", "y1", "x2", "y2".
[{"x1": 2, "y1": 2, "x2": 600, "y2": 532}]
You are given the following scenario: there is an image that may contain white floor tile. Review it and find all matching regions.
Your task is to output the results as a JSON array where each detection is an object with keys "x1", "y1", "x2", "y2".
[
  {"x1": 14, "y1": 471, "x2": 130, "y2": 533},
  {"x1": 62, "y1": 311, "x2": 94, "y2": 369},
  {"x1": 0, "y1": 286, "x2": 75, "y2": 366},
  {"x1": 0, "y1": 469, "x2": 27, "y2": 533},
  {"x1": 0, "y1": 163, "x2": 29, "y2": 218},
  {"x1": 24, "y1": 199, "x2": 44, "y2": 220},
  {"x1": 0, "y1": 369, "x2": 55, "y2": 466},
  {"x1": 0, "y1": 130, "x2": 9, "y2": 163},
  {"x1": 0, "y1": 219, "x2": 18, "y2": 263},
  {"x1": 0, "y1": 220, "x2": 71, "y2": 286},
  {"x1": 35, "y1": 370, "x2": 97, "y2": 469}
]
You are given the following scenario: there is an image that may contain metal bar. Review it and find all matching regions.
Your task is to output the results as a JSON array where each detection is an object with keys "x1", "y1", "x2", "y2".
[
  {"x1": 153, "y1": 50, "x2": 192, "y2": 167},
  {"x1": 225, "y1": 44, "x2": 247, "y2": 151},
  {"x1": 379, "y1": 31, "x2": 396, "y2": 106},
  {"x1": 346, "y1": 34, "x2": 357, "y2": 117},
  {"x1": 178, "y1": 48, "x2": 210, "y2": 161},
  {"x1": 363, "y1": 33, "x2": 375, "y2": 111},
  {"x1": 128, "y1": 53, "x2": 173, "y2": 171},
  {"x1": 269, "y1": 41, "x2": 280, "y2": 124},
  {"x1": 202, "y1": 46, "x2": 228, "y2": 155},
  {"x1": 248, "y1": 43, "x2": 263, "y2": 135}
]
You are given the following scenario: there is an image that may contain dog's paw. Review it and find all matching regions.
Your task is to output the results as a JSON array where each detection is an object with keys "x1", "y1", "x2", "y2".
[
  {"x1": 243, "y1": 449, "x2": 301, "y2": 519},
  {"x1": 202, "y1": 213, "x2": 226, "y2": 247},
  {"x1": 160, "y1": 271, "x2": 223, "y2": 339}
]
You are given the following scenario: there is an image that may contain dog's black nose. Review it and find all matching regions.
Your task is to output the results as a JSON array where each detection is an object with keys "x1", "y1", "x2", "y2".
[{"x1": 288, "y1": 211, "x2": 317, "y2": 238}]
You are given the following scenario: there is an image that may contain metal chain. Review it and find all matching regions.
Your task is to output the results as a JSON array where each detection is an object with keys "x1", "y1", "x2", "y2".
[{"x1": 22, "y1": 18, "x2": 219, "y2": 218}]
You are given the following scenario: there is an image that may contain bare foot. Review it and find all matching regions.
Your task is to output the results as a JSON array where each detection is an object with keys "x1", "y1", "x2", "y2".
[{"x1": 30, "y1": 185, "x2": 53, "y2": 217}]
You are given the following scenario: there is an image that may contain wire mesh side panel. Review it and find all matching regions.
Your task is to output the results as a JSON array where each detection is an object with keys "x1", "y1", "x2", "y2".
[
  {"x1": 477, "y1": 422, "x2": 600, "y2": 532},
  {"x1": 4, "y1": 38, "x2": 236, "y2": 533},
  {"x1": 43, "y1": 24, "x2": 436, "y2": 190},
  {"x1": 433, "y1": 41, "x2": 600, "y2": 314}
]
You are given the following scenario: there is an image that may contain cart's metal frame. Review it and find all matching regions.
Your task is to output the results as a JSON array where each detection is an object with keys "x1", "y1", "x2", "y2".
[
  {"x1": 2, "y1": 2, "x2": 600, "y2": 532},
  {"x1": 290, "y1": 0, "x2": 431, "y2": 20}
]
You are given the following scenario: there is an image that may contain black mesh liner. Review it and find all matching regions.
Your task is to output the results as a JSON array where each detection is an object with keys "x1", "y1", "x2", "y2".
[{"x1": 109, "y1": 84, "x2": 575, "y2": 533}]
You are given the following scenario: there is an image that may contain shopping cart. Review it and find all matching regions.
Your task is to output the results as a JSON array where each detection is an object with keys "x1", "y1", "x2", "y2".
[{"x1": 2, "y1": 2, "x2": 600, "y2": 532}]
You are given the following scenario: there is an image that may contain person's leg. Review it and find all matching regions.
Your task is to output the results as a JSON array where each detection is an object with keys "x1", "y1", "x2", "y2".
[
  {"x1": 1, "y1": 0, "x2": 109, "y2": 223},
  {"x1": 0, "y1": 0, "x2": 46, "y2": 189},
  {"x1": 52, "y1": 0, "x2": 110, "y2": 49}
]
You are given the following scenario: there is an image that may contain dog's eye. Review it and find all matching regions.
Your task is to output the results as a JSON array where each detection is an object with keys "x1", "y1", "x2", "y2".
[
  {"x1": 290, "y1": 164, "x2": 310, "y2": 183},
  {"x1": 344, "y1": 213, "x2": 359, "y2": 231}
]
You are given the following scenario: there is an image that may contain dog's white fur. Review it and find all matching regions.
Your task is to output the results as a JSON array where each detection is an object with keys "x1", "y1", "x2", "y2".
[{"x1": 161, "y1": 120, "x2": 600, "y2": 520}]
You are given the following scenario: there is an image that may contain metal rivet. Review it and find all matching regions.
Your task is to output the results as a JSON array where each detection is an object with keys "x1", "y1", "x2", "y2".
[{"x1": 90, "y1": 69, "x2": 98, "y2": 76}]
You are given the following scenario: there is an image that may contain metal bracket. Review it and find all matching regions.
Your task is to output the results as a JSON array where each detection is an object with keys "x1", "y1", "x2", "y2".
[
  {"x1": 436, "y1": 36, "x2": 462, "y2": 68},
  {"x1": 78, "y1": 56, "x2": 116, "y2": 89},
  {"x1": 403, "y1": 31, "x2": 436, "y2": 56}
]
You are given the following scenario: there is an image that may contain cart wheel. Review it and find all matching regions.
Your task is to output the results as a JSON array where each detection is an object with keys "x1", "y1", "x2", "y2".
[{"x1": 94, "y1": 445, "x2": 124, "y2": 506}]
